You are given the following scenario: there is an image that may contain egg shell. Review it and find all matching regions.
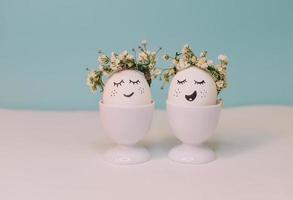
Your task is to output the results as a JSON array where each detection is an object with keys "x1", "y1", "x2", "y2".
[
  {"x1": 103, "y1": 70, "x2": 152, "y2": 106},
  {"x1": 168, "y1": 67, "x2": 217, "y2": 106}
]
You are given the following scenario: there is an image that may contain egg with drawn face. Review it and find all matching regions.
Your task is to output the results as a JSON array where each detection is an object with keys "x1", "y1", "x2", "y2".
[
  {"x1": 103, "y1": 70, "x2": 151, "y2": 105},
  {"x1": 168, "y1": 67, "x2": 217, "y2": 106}
]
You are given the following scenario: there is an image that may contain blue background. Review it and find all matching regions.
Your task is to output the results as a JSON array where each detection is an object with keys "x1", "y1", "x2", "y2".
[{"x1": 1, "y1": 0, "x2": 293, "y2": 110}]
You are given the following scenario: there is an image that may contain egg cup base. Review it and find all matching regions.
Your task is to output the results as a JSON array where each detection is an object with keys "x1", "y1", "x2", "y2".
[
  {"x1": 168, "y1": 143, "x2": 216, "y2": 164},
  {"x1": 104, "y1": 144, "x2": 151, "y2": 165}
]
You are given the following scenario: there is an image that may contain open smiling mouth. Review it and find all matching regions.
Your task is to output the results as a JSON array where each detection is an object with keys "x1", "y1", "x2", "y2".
[
  {"x1": 123, "y1": 92, "x2": 134, "y2": 97},
  {"x1": 185, "y1": 90, "x2": 197, "y2": 101}
]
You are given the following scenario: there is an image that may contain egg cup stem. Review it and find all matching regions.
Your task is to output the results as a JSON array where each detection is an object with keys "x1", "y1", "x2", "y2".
[{"x1": 168, "y1": 143, "x2": 216, "y2": 164}]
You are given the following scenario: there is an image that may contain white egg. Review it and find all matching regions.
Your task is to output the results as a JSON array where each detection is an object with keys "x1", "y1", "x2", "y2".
[
  {"x1": 168, "y1": 67, "x2": 217, "y2": 106},
  {"x1": 103, "y1": 70, "x2": 152, "y2": 106}
]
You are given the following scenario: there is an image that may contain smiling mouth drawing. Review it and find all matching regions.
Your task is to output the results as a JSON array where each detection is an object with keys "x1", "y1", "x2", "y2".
[
  {"x1": 123, "y1": 92, "x2": 134, "y2": 97},
  {"x1": 185, "y1": 90, "x2": 197, "y2": 101}
]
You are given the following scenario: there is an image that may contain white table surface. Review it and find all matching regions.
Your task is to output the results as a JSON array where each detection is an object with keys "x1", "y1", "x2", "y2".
[{"x1": 0, "y1": 106, "x2": 293, "y2": 200}]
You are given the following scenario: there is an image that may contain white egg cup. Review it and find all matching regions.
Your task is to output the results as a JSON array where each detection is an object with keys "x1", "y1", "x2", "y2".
[
  {"x1": 99, "y1": 101, "x2": 154, "y2": 165},
  {"x1": 167, "y1": 100, "x2": 222, "y2": 164}
]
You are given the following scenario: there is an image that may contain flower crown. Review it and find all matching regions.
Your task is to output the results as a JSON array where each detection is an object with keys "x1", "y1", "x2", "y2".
[
  {"x1": 161, "y1": 44, "x2": 228, "y2": 94},
  {"x1": 86, "y1": 40, "x2": 161, "y2": 92}
]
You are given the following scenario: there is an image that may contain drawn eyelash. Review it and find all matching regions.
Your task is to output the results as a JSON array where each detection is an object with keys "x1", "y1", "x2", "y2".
[
  {"x1": 194, "y1": 80, "x2": 205, "y2": 85},
  {"x1": 129, "y1": 79, "x2": 140, "y2": 84},
  {"x1": 113, "y1": 80, "x2": 124, "y2": 87},
  {"x1": 177, "y1": 79, "x2": 187, "y2": 85}
]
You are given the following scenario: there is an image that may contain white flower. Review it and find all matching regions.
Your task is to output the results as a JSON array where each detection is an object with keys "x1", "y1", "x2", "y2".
[
  {"x1": 200, "y1": 63, "x2": 208, "y2": 69},
  {"x1": 182, "y1": 48, "x2": 188, "y2": 55},
  {"x1": 148, "y1": 63, "x2": 155, "y2": 69},
  {"x1": 110, "y1": 52, "x2": 117, "y2": 63},
  {"x1": 197, "y1": 58, "x2": 206, "y2": 66},
  {"x1": 138, "y1": 52, "x2": 148, "y2": 62},
  {"x1": 118, "y1": 51, "x2": 128, "y2": 60},
  {"x1": 149, "y1": 51, "x2": 157, "y2": 62},
  {"x1": 98, "y1": 55, "x2": 109, "y2": 64},
  {"x1": 182, "y1": 44, "x2": 191, "y2": 54},
  {"x1": 86, "y1": 70, "x2": 98, "y2": 91},
  {"x1": 110, "y1": 56, "x2": 120, "y2": 71},
  {"x1": 207, "y1": 60, "x2": 213, "y2": 66},
  {"x1": 218, "y1": 67, "x2": 227, "y2": 75},
  {"x1": 126, "y1": 54, "x2": 134, "y2": 60},
  {"x1": 218, "y1": 54, "x2": 228, "y2": 63},
  {"x1": 162, "y1": 54, "x2": 170, "y2": 61},
  {"x1": 216, "y1": 80, "x2": 224, "y2": 88},
  {"x1": 177, "y1": 58, "x2": 190, "y2": 70},
  {"x1": 191, "y1": 56, "x2": 197, "y2": 63},
  {"x1": 172, "y1": 59, "x2": 179, "y2": 65},
  {"x1": 141, "y1": 40, "x2": 147, "y2": 46},
  {"x1": 115, "y1": 58, "x2": 121, "y2": 65}
]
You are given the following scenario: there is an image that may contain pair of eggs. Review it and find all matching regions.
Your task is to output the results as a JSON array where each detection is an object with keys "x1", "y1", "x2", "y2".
[{"x1": 103, "y1": 67, "x2": 217, "y2": 106}]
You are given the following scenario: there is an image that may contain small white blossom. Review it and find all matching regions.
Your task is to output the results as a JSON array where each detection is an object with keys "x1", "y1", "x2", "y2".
[
  {"x1": 138, "y1": 52, "x2": 148, "y2": 62},
  {"x1": 181, "y1": 44, "x2": 191, "y2": 54},
  {"x1": 183, "y1": 44, "x2": 189, "y2": 48},
  {"x1": 141, "y1": 40, "x2": 147, "y2": 46},
  {"x1": 148, "y1": 52, "x2": 156, "y2": 63},
  {"x1": 86, "y1": 70, "x2": 99, "y2": 92},
  {"x1": 98, "y1": 55, "x2": 109, "y2": 64},
  {"x1": 218, "y1": 54, "x2": 228, "y2": 63},
  {"x1": 216, "y1": 80, "x2": 224, "y2": 88},
  {"x1": 207, "y1": 60, "x2": 213, "y2": 65},
  {"x1": 110, "y1": 52, "x2": 117, "y2": 63},
  {"x1": 191, "y1": 56, "x2": 197, "y2": 63},
  {"x1": 218, "y1": 67, "x2": 227, "y2": 75},
  {"x1": 126, "y1": 54, "x2": 134, "y2": 60},
  {"x1": 118, "y1": 51, "x2": 128, "y2": 60},
  {"x1": 162, "y1": 54, "x2": 170, "y2": 61},
  {"x1": 172, "y1": 59, "x2": 179, "y2": 65},
  {"x1": 222, "y1": 64, "x2": 227, "y2": 69},
  {"x1": 197, "y1": 58, "x2": 206, "y2": 66},
  {"x1": 176, "y1": 58, "x2": 190, "y2": 70},
  {"x1": 148, "y1": 63, "x2": 155, "y2": 69},
  {"x1": 200, "y1": 63, "x2": 208, "y2": 69}
]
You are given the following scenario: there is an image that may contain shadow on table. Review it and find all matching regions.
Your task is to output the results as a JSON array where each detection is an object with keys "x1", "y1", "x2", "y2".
[
  {"x1": 146, "y1": 131, "x2": 278, "y2": 160},
  {"x1": 91, "y1": 128, "x2": 278, "y2": 160},
  {"x1": 144, "y1": 136, "x2": 179, "y2": 160}
]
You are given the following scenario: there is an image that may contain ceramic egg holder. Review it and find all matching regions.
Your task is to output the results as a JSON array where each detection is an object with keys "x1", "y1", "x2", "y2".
[
  {"x1": 167, "y1": 101, "x2": 222, "y2": 164},
  {"x1": 100, "y1": 101, "x2": 154, "y2": 164},
  {"x1": 100, "y1": 70, "x2": 154, "y2": 165},
  {"x1": 166, "y1": 67, "x2": 222, "y2": 164}
]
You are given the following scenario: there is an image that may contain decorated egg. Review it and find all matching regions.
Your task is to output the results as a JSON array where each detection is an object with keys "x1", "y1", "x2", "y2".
[
  {"x1": 103, "y1": 70, "x2": 151, "y2": 105},
  {"x1": 168, "y1": 67, "x2": 217, "y2": 106}
]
